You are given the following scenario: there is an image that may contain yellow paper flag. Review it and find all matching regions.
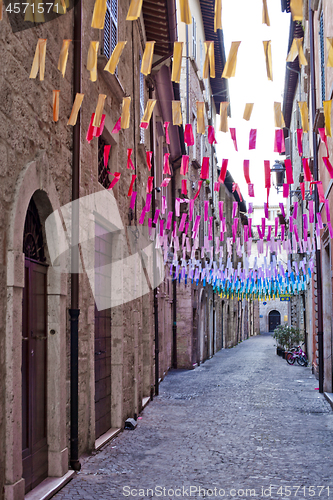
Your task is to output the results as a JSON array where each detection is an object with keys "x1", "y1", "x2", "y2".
[
  {"x1": 93, "y1": 94, "x2": 107, "y2": 128},
  {"x1": 104, "y1": 41, "x2": 127, "y2": 74},
  {"x1": 87, "y1": 41, "x2": 99, "y2": 82},
  {"x1": 91, "y1": 0, "x2": 107, "y2": 29},
  {"x1": 326, "y1": 38, "x2": 333, "y2": 68},
  {"x1": 179, "y1": 0, "x2": 191, "y2": 24},
  {"x1": 126, "y1": 0, "x2": 143, "y2": 20},
  {"x1": 141, "y1": 99, "x2": 157, "y2": 126},
  {"x1": 67, "y1": 93, "x2": 84, "y2": 126},
  {"x1": 53, "y1": 0, "x2": 69, "y2": 15},
  {"x1": 214, "y1": 0, "x2": 222, "y2": 32},
  {"x1": 121, "y1": 97, "x2": 131, "y2": 129},
  {"x1": 219, "y1": 102, "x2": 229, "y2": 132},
  {"x1": 274, "y1": 102, "x2": 285, "y2": 128},
  {"x1": 53, "y1": 90, "x2": 60, "y2": 122},
  {"x1": 290, "y1": 0, "x2": 303, "y2": 21},
  {"x1": 262, "y1": 0, "x2": 270, "y2": 26},
  {"x1": 298, "y1": 101, "x2": 309, "y2": 133},
  {"x1": 222, "y1": 41, "x2": 241, "y2": 79},
  {"x1": 203, "y1": 41, "x2": 215, "y2": 79},
  {"x1": 172, "y1": 101, "x2": 182, "y2": 126},
  {"x1": 263, "y1": 40, "x2": 273, "y2": 81},
  {"x1": 29, "y1": 39, "x2": 47, "y2": 81},
  {"x1": 25, "y1": 0, "x2": 45, "y2": 22},
  {"x1": 58, "y1": 39, "x2": 71, "y2": 77},
  {"x1": 286, "y1": 38, "x2": 307, "y2": 66},
  {"x1": 171, "y1": 42, "x2": 183, "y2": 83},
  {"x1": 197, "y1": 102, "x2": 205, "y2": 135},
  {"x1": 141, "y1": 41, "x2": 155, "y2": 76},
  {"x1": 243, "y1": 103, "x2": 254, "y2": 121},
  {"x1": 323, "y1": 100, "x2": 332, "y2": 137}
]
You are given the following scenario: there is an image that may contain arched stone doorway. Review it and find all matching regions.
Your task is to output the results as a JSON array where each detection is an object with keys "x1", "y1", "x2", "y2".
[{"x1": 268, "y1": 310, "x2": 281, "y2": 332}]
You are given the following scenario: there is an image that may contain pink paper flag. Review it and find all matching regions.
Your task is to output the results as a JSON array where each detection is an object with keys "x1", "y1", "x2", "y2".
[
  {"x1": 128, "y1": 174, "x2": 137, "y2": 196},
  {"x1": 230, "y1": 128, "x2": 238, "y2": 151},
  {"x1": 281, "y1": 224, "x2": 285, "y2": 241},
  {"x1": 232, "y1": 201, "x2": 238, "y2": 218},
  {"x1": 303, "y1": 158, "x2": 313, "y2": 182},
  {"x1": 292, "y1": 201, "x2": 298, "y2": 220},
  {"x1": 309, "y1": 200, "x2": 314, "y2": 223},
  {"x1": 146, "y1": 176, "x2": 154, "y2": 193},
  {"x1": 275, "y1": 217, "x2": 279, "y2": 237},
  {"x1": 249, "y1": 129, "x2": 257, "y2": 150},
  {"x1": 104, "y1": 145, "x2": 111, "y2": 166},
  {"x1": 264, "y1": 161, "x2": 271, "y2": 189},
  {"x1": 323, "y1": 157, "x2": 333, "y2": 179},
  {"x1": 164, "y1": 122, "x2": 170, "y2": 144},
  {"x1": 297, "y1": 129, "x2": 303, "y2": 156},
  {"x1": 153, "y1": 209, "x2": 160, "y2": 224},
  {"x1": 200, "y1": 157, "x2": 210, "y2": 179},
  {"x1": 208, "y1": 217, "x2": 213, "y2": 241},
  {"x1": 264, "y1": 202, "x2": 269, "y2": 219},
  {"x1": 283, "y1": 183, "x2": 289, "y2": 198},
  {"x1": 193, "y1": 180, "x2": 203, "y2": 200},
  {"x1": 179, "y1": 213, "x2": 187, "y2": 233},
  {"x1": 130, "y1": 191, "x2": 137, "y2": 209},
  {"x1": 208, "y1": 125, "x2": 217, "y2": 144},
  {"x1": 163, "y1": 153, "x2": 171, "y2": 174},
  {"x1": 159, "y1": 219, "x2": 164, "y2": 237},
  {"x1": 111, "y1": 117, "x2": 121, "y2": 133},
  {"x1": 214, "y1": 181, "x2": 220, "y2": 192},
  {"x1": 139, "y1": 207, "x2": 146, "y2": 225},
  {"x1": 146, "y1": 151, "x2": 153, "y2": 170},
  {"x1": 219, "y1": 159, "x2": 228, "y2": 183},
  {"x1": 108, "y1": 171, "x2": 121, "y2": 190},
  {"x1": 303, "y1": 213, "x2": 308, "y2": 231},
  {"x1": 180, "y1": 155, "x2": 190, "y2": 175},
  {"x1": 86, "y1": 113, "x2": 95, "y2": 142},
  {"x1": 175, "y1": 198, "x2": 180, "y2": 217},
  {"x1": 318, "y1": 128, "x2": 329, "y2": 156},
  {"x1": 181, "y1": 179, "x2": 187, "y2": 195},
  {"x1": 145, "y1": 193, "x2": 152, "y2": 212},
  {"x1": 300, "y1": 182, "x2": 305, "y2": 200},
  {"x1": 160, "y1": 178, "x2": 171, "y2": 188},
  {"x1": 166, "y1": 211, "x2": 173, "y2": 230},
  {"x1": 274, "y1": 129, "x2": 285, "y2": 153},
  {"x1": 127, "y1": 149, "x2": 134, "y2": 170},
  {"x1": 218, "y1": 201, "x2": 224, "y2": 220},
  {"x1": 94, "y1": 114, "x2": 106, "y2": 137},
  {"x1": 243, "y1": 160, "x2": 251, "y2": 184},
  {"x1": 279, "y1": 202, "x2": 285, "y2": 217},
  {"x1": 325, "y1": 200, "x2": 331, "y2": 222},
  {"x1": 285, "y1": 159, "x2": 293, "y2": 184},
  {"x1": 184, "y1": 124, "x2": 194, "y2": 145},
  {"x1": 204, "y1": 200, "x2": 209, "y2": 221},
  {"x1": 248, "y1": 184, "x2": 254, "y2": 197}
]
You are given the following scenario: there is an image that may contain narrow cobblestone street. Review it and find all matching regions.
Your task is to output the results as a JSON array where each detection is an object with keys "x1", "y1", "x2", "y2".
[{"x1": 55, "y1": 334, "x2": 333, "y2": 500}]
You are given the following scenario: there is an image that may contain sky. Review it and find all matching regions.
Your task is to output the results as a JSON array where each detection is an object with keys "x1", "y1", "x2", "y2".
[{"x1": 215, "y1": 0, "x2": 291, "y2": 207}]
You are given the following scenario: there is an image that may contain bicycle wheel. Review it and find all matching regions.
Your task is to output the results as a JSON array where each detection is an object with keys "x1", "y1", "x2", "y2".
[
  {"x1": 297, "y1": 356, "x2": 307, "y2": 367},
  {"x1": 286, "y1": 352, "x2": 295, "y2": 365}
]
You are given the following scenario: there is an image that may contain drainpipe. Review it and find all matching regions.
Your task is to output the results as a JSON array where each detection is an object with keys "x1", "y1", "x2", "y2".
[
  {"x1": 69, "y1": 0, "x2": 81, "y2": 472},
  {"x1": 210, "y1": 94, "x2": 215, "y2": 355},
  {"x1": 309, "y1": 0, "x2": 324, "y2": 393},
  {"x1": 172, "y1": 172, "x2": 177, "y2": 369}
]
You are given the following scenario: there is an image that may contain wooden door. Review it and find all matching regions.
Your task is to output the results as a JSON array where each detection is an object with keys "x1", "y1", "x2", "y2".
[
  {"x1": 22, "y1": 259, "x2": 48, "y2": 493},
  {"x1": 94, "y1": 223, "x2": 112, "y2": 439},
  {"x1": 269, "y1": 310, "x2": 281, "y2": 332}
]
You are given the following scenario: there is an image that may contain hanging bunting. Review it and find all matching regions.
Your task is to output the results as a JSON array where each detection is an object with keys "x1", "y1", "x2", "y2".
[
  {"x1": 298, "y1": 101, "x2": 309, "y2": 133},
  {"x1": 108, "y1": 172, "x2": 121, "y2": 190},
  {"x1": 181, "y1": 179, "x2": 187, "y2": 195},
  {"x1": 180, "y1": 155, "x2": 190, "y2": 175},
  {"x1": 200, "y1": 157, "x2": 210, "y2": 179},
  {"x1": 243, "y1": 103, "x2": 254, "y2": 121},
  {"x1": 274, "y1": 102, "x2": 285, "y2": 128},
  {"x1": 203, "y1": 41, "x2": 215, "y2": 79},
  {"x1": 318, "y1": 128, "x2": 329, "y2": 156},
  {"x1": 263, "y1": 40, "x2": 273, "y2": 81},
  {"x1": 214, "y1": 0, "x2": 222, "y2": 31},
  {"x1": 140, "y1": 99, "x2": 156, "y2": 127},
  {"x1": 248, "y1": 184, "x2": 255, "y2": 197},
  {"x1": 285, "y1": 159, "x2": 294, "y2": 184},
  {"x1": 290, "y1": 0, "x2": 303, "y2": 21},
  {"x1": 53, "y1": 90, "x2": 60, "y2": 122},
  {"x1": 126, "y1": 0, "x2": 143, "y2": 20},
  {"x1": 208, "y1": 126, "x2": 217, "y2": 144},
  {"x1": 297, "y1": 129, "x2": 303, "y2": 156},
  {"x1": 141, "y1": 41, "x2": 155, "y2": 76},
  {"x1": 147, "y1": 176, "x2": 154, "y2": 193},
  {"x1": 172, "y1": 100, "x2": 183, "y2": 126},
  {"x1": 262, "y1": 0, "x2": 270, "y2": 26},
  {"x1": 197, "y1": 102, "x2": 205, "y2": 134},
  {"x1": 264, "y1": 161, "x2": 271, "y2": 189},
  {"x1": 127, "y1": 149, "x2": 135, "y2": 170},
  {"x1": 323, "y1": 100, "x2": 332, "y2": 137},
  {"x1": 160, "y1": 178, "x2": 171, "y2": 188},
  {"x1": 184, "y1": 124, "x2": 195, "y2": 145},
  {"x1": 146, "y1": 151, "x2": 153, "y2": 171},
  {"x1": 67, "y1": 93, "x2": 84, "y2": 126},
  {"x1": 87, "y1": 41, "x2": 99, "y2": 82},
  {"x1": 58, "y1": 40, "x2": 71, "y2": 77},
  {"x1": 91, "y1": 0, "x2": 107, "y2": 29},
  {"x1": 179, "y1": 0, "x2": 191, "y2": 24},
  {"x1": 274, "y1": 129, "x2": 285, "y2": 153},
  {"x1": 232, "y1": 183, "x2": 242, "y2": 202},
  {"x1": 300, "y1": 182, "x2": 305, "y2": 200},
  {"x1": 219, "y1": 159, "x2": 228, "y2": 183},
  {"x1": 86, "y1": 114, "x2": 95, "y2": 142},
  {"x1": 163, "y1": 153, "x2": 171, "y2": 175},
  {"x1": 243, "y1": 160, "x2": 251, "y2": 184},
  {"x1": 286, "y1": 38, "x2": 307, "y2": 66},
  {"x1": 93, "y1": 94, "x2": 106, "y2": 127},
  {"x1": 219, "y1": 102, "x2": 229, "y2": 132},
  {"x1": 194, "y1": 181, "x2": 203, "y2": 200},
  {"x1": 128, "y1": 175, "x2": 137, "y2": 196},
  {"x1": 327, "y1": 38, "x2": 333, "y2": 67},
  {"x1": 121, "y1": 97, "x2": 131, "y2": 129},
  {"x1": 104, "y1": 145, "x2": 111, "y2": 167},
  {"x1": 171, "y1": 42, "x2": 183, "y2": 83},
  {"x1": 164, "y1": 122, "x2": 170, "y2": 144},
  {"x1": 104, "y1": 41, "x2": 127, "y2": 74},
  {"x1": 230, "y1": 128, "x2": 238, "y2": 151},
  {"x1": 222, "y1": 41, "x2": 241, "y2": 78},
  {"x1": 323, "y1": 157, "x2": 333, "y2": 179},
  {"x1": 249, "y1": 129, "x2": 257, "y2": 150},
  {"x1": 112, "y1": 117, "x2": 121, "y2": 133},
  {"x1": 29, "y1": 39, "x2": 47, "y2": 81},
  {"x1": 302, "y1": 157, "x2": 313, "y2": 182}
]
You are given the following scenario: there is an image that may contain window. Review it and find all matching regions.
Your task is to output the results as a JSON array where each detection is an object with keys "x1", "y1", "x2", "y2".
[
  {"x1": 319, "y1": 10, "x2": 325, "y2": 104},
  {"x1": 98, "y1": 137, "x2": 111, "y2": 189},
  {"x1": 192, "y1": 17, "x2": 196, "y2": 60},
  {"x1": 139, "y1": 53, "x2": 145, "y2": 143},
  {"x1": 104, "y1": 0, "x2": 118, "y2": 60},
  {"x1": 199, "y1": 39, "x2": 203, "y2": 76}
]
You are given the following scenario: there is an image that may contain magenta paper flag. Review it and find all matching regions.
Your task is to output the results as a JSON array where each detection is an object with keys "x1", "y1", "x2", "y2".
[
  {"x1": 204, "y1": 200, "x2": 209, "y2": 221},
  {"x1": 139, "y1": 207, "x2": 146, "y2": 225},
  {"x1": 233, "y1": 183, "x2": 242, "y2": 202},
  {"x1": 243, "y1": 159, "x2": 251, "y2": 183},
  {"x1": 230, "y1": 128, "x2": 238, "y2": 151},
  {"x1": 279, "y1": 202, "x2": 285, "y2": 217},
  {"x1": 297, "y1": 129, "x2": 303, "y2": 156},
  {"x1": 275, "y1": 217, "x2": 279, "y2": 237},
  {"x1": 323, "y1": 157, "x2": 333, "y2": 178},
  {"x1": 309, "y1": 200, "x2": 314, "y2": 223},
  {"x1": 232, "y1": 201, "x2": 238, "y2": 218},
  {"x1": 175, "y1": 198, "x2": 180, "y2": 217},
  {"x1": 146, "y1": 151, "x2": 153, "y2": 170},
  {"x1": 292, "y1": 201, "x2": 298, "y2": 219},
  {"x1": 146, "y1": 176, "x2": 154, "y2": 193},
  {"x1": 302, "y1": 158, "x2": 313, "y2": 182},
  {"x1": 214, "y1": 181, "x2": 220, "y2": 192},
  {"x1": 248, "y1": 184, "x2": 254, "y2": 197},
  {"x1": 285, "y1": 159, "x2": 293, "y2": 184},
  {"x1": 164, "y1": 122, "x2": 170, "y2": 144},
  {"x1": 281, "y1": 225, "x2": 285, "y2": 240},
  {"x1": 184, "y1": 124, "x2": 194, "y2": 145},
  {"x1": 127, "y1": 149, "x2": 134, "y2": 170},
  {"x1": 208, "y1": 125, "x2": 217, "y2": 144},
  {"x1": 318, "y1": 128, "x2": 329, "y2": 156},
  {"x1": 248, "y1": 203, "x2": 253, "y2": 215},
  {"x1": 108, "y1": 172, "x2": 121, "y2": 190},
  {"x1": 180, "y1": 155, "x2": 189, "y2": 175},
  {"x1": 104, "y1": 144, "x2": 111, "y2": 166},
  {"x1": 249, "y1": 129, "x2": 257, "y2": 150},
  {"x1": 193, "y1": 180, "x2": 203, "y2": 200},
  {"x1": 219, "y1": 159, "x2": 228, "y2": 183},
  {"x1": 303, "y1": 213, "x2": 308, "y2": 232},
  {"x1": 145, "y1": 193, "x2": 152, "y2": 212},
  {"x1": 300, "y1": 182, "x2": 305, "y2": 200},
  {"x1": 163, "y1": 153, "x2": 171, "y2": 174},
  {"x1": 264, "y1": 161, "x2": 271, "y2": 188},
  {"x1": 264, "y1": 202, "x2": 269, "y2": 219},
  {"x1": 218, "y1": 201, "x2": 224, "y2": 220},
  {"x1": 111, "y1": 117, "x2": 121, "y2": 133},
  {"x1": 208, "y1": 217, "x2": 213, "y2": 240},
  {"x1": 128, "y1": 174, "x2": 137, "y2": 196},
  {"x1": 166, "y1": 211, "x2": 173, "y2": 230},
  {"x1": 181, "y1": 179, "x2": 187, "y2": 195},
  {"x1": 274, "y1": 129, "x2": 285, "y2": 153},
  {"x1": 179, "y1": 213, "x2": 187, "y2": 232},
  {"x1": 192, "y1": 215, "x2": 201, "y2": 239},
  {"x1": 325, "y1": 200, "x2": 331, "y2": 222},
  {"x1": 130, "y1": 191, "x2": 137, "y2": 209},
  {"x1": 200, "y1": 157, "x2": 210, "y2": 179},
  {"x1": 317, "y1": 182, "x2": 325, "y2": 203},
  {"x1": 160, "y1": 178, "x2": 171, "y2": 188},
  {"x1": 153, "y1": 209, "x2": 160, "y2": 224}
]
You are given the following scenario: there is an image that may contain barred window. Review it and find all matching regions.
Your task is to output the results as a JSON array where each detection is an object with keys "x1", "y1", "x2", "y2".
[
  {"x1": 192, "y1": 17, "x2": 196, "y2": 60},
  {"x1": 319, "y1": 11, "x2": 325, "y2": 104},
  {"x1": 98, "y1": 137, "x2": 111, "y2": 189},
  {"x1": 104, "y1": 0, "x2": 118, "y2": 60}
]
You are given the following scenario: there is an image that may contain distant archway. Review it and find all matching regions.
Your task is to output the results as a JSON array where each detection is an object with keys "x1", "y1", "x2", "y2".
[{"x1": 268, "y1": 310, "x2": 281, "y2": 332}]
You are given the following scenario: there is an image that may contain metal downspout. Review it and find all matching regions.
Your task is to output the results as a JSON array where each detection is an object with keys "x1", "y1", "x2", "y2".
[
  {"x1": 309, "y1": 0, "x2": 324, "y2": 393},
  {"x1": 69, "y1": 0, "x2": 81, "y2": 471}
]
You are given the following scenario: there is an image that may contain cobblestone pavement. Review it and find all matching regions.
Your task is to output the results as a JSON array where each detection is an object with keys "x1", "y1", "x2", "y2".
[{"x1": 55, "y1": 333, "x2": 333, "y2": 500}]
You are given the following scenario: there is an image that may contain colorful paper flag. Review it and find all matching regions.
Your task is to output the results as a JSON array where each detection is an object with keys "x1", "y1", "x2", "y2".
[
  {"x1": 263, "y1": 40, "x2": 273, "y2": 81},
  {"x1": 222, "y1": 41, "x2": 241, "y2": 79},
  {"x1": 30, "y1": 38, "x2": 47, "y2": 81},
  {"x1": 104, "y1": 41, "x2": 127, "y2": 74},
  {"x1": 87, "y1": 41, "x2": 99, "y2": 82},
  {"x1": 243, "y1": 103, "x2": 254, "y2": 121},
  {"x1": 91, "y1": 0, "x2": 107, "y2": 29},
  {"x1": 126, "y1": 0, "x2": 143, "y2": 20},
  {"x1": 141, "y1": 41, "x2": 155, "y2": 76},
  {"x1": 67, "y1": 93, "x2": 84, "y2": 126}
]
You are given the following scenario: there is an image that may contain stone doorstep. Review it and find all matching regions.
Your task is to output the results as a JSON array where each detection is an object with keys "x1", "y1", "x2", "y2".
[
  {"x1": 324, "y1": 392, "x2": 333, "y2": 410},
  {"x1": 24, "y1": 470, "x2": 75, "y2": 500},
  {"x1": 95, "y1": 427, "x2": 122, "y2": 451}
]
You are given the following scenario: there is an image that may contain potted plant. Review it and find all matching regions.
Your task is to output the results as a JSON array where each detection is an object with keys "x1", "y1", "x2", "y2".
[{"x1": 272, "y1": 324, "x2": 304, "y2": 357}]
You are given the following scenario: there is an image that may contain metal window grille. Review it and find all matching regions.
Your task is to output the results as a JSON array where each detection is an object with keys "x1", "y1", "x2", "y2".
[
  {"x1": 199, "y1": 39, "x2": 203, "y2": 76},
  {"x1": 104, "y1": 0, "x2": 117, "y2": 60},
  {"x1": 98, "y1": 137, "x2": 111, "y2": 189},
  {"x1": 319, "y1": 11, "x2": 325, "y2": 104},
  {"x1": 140, "y1": 54, "x2": 145, "y2": 144},
  {"x1": 192, "y1": 17, "x2": 196, "y2": 60}
]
